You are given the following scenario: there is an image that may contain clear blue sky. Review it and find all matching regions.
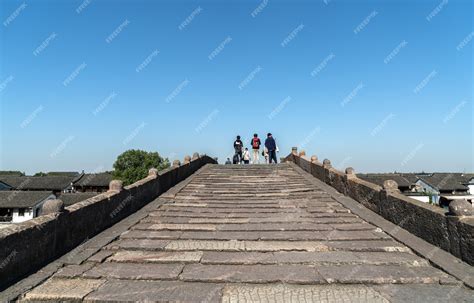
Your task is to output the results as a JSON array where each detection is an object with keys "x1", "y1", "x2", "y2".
[{"x1": 0, "y1": 0, "x2": 472, "y2": 174}]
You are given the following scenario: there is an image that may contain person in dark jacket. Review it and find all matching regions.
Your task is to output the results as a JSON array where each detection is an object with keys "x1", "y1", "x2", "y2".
[
  {"x1": 233, "y1": 135, "x2": 243, "y2": 164},
  {"x1": 265, "y1": 133, "x2": 278, "y2": 164}
]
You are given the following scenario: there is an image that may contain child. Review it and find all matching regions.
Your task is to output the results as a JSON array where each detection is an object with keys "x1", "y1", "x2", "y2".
[{"x1": 242, "y1": 148, "x2": 250, "y2": 164}]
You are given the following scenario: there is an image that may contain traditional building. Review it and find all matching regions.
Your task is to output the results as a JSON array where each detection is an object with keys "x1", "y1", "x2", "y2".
[
  {"x1": 0, "y1": 176, "x2": 77, "y2": 195},
  {"x1": 357, "y1": 174, "x2": 414, "y2": 192},
  {"x1": 415, "y1": 173, "x2": 472, "y2": 207},
  {"x1": 0, "y1": 191, "x2": 55, "y2": 223},
  {"x1": 72, "y1": 173, "x2": 112, "y2": 192}
]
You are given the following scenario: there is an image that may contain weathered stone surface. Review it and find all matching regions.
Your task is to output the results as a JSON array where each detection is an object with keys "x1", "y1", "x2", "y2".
[
  {"x1": 105, "y1": 239, "x2": 170, "y2": 250},
  {"x1": 325, "y1": 240, "x2": 410, "y2": 252},
  {"x1": 41, "y1": 199, "x2": 65, "y2": 215},
  {"x1": 374, "y1": 284, "x2": 474, "y2": 303},
  {"x1": 120, "y1": 230, "x2": 183, "y2": 239},
  {"x1": 22, "y1": 278, "x2": 106, "y2": 301},
  {"x1": 85, "y1": 280, "x2": 222, "y2": 302},
  {"x1": 201, "y1": 251, "x2": 427, "y2": 266},
  {"x1": 317, "y1": 264, "x2": 459, "y2": 284},
  {"x1": 83, "y1": 263, "x2": 184, "y2": 280},
  {"x1": 448, "y1": 199, "x2": 473, "y2": 216},
  {"x1": 108, "y1": 250, "x2": 203, "y2": 263},
  {"x1": 53, "y1": 263, "x2": 95, "y2": 278},
  {"x1": 148, "y1": 223, "x2": 217, "y2": 231},
  {"x1": 11, "y1": 162, "x2": 473, "y2": 301},
  {"x1": 166, "y1": 240, "x2": 246, "y2": 251},
  {"x1": 86, "y1": 250, "x2": 114, "y2": 263},
  {"x1": 180, "y1": 264, "x2": 325, "y2": 283},
  {"x1": 222, "y1": 284, "x2": 389, "y2": 303}
]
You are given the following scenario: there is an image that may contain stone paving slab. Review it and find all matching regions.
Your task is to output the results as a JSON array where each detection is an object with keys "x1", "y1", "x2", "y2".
[
  {"x1": 22, "y1": 278, "x2": 106, "y2": 301},
  {"x1": 316, "y1": 264, "x2": 460, "y2": 284},
  {"x1": 221, "y1": 284, "x2": 390, "y2": 303},
  {"x1": 105, "y1": 238, "x2": 170, "y2": 251},
  {"x1": 108, "y1": 250, "x2": 203, "y2": 263},
  {"x1": 82, "y1": 262, "x2": 184, "y2": 280},
  {"x1": 180, "y1": 264, "x2": 325, "y2": 284},
  {"x1": 84, "y1": 280, "x2": 223, "y2": 302},
  {"x1": 200, "y1": 251, "x2": 429, "y2": 266}
]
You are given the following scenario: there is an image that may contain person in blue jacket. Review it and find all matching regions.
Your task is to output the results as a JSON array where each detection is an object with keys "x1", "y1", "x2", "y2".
[{"x1": 264, "y1": 133, "x2": 278, "y2": 164}]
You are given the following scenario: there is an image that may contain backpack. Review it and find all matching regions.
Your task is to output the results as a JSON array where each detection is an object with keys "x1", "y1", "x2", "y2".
[
  {"x1": 235, "y1": 141, "x2": 242, "y2": 152},
  {"x1": 252, "y1": 138, "x2": 260, "y2": 149}
]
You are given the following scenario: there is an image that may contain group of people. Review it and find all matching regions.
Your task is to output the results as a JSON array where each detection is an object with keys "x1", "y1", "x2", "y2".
[{"x1": 226, "y1": 133, "x2": 279, "y2": 165}]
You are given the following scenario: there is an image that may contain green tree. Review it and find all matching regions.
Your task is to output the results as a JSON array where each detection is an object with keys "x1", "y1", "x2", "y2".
[{"x1": 112, "y1": 149, "x2": 170, "y2": 185}]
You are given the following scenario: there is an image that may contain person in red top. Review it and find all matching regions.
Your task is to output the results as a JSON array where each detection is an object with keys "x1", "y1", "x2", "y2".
[{"x1": 250, "y1": 133, "x2": 261, "y2": 164}]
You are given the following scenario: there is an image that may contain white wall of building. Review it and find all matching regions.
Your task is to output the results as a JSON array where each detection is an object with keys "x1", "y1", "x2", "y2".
[
  {"x1": 408, "y1": 195, "x2": 430, "y2": 203},
  {"x1": 10, "y1": 194, "x2": 54, "y2": 223},
  {"x1": 12, "y1": 208, "x2": 34, "y2": 223}
]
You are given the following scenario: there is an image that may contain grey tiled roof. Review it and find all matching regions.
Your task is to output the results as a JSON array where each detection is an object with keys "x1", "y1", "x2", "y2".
[
  {"x1": 0, "y1": 191, "x2": 53, "y2": 208},
  {"x1": 357, "y1": 174, "x2": 412, "y2": 188},
  {"x1": 417, "y1": 173, "x2": 469, "y2": 191},
  {"x1": 0, "y1": 176, "x2": 75, "y2": 191},
  {"x1": 58, "y1": 192, "x2": 100, "y2": 206},
  {"x1": 73, "y1": 173, "x2": 112, "y2": 187}
]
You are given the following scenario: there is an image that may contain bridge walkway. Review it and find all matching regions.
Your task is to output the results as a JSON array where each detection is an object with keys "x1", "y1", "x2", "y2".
[{"x1": 19, "y1": 164, "x2": 473, "y2": 302}]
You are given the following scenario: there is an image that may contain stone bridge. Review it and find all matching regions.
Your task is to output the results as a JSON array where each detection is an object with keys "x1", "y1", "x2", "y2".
[{"x1": 0, "y1": 152, "x2": 473, "y2": 302}]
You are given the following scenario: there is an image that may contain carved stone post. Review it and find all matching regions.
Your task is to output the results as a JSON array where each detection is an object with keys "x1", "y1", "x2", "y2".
[
  {"x1": 148, "y1": 168, "x2": 159, "y2": 177},
  {"x1": 42, "y1": 199, "x2": 65, "y2": 215},
  {"x1": 184, "y1": 155, "x2": 191, "y2": 164},
  {"x1": 108, "y1": 180, "x2": 124, "y2": 192}
]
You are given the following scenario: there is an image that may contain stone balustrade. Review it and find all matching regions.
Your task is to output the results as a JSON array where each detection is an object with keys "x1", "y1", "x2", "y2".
[
  {"x1": 285, "y1": 148, "x2": 474, "y2": 266},
  {"x1": 0, "y1": 154, "x2": 216, "y2": 289}
]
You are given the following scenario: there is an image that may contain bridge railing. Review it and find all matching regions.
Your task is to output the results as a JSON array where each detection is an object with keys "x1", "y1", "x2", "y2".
[
  {"x1": 0, "y1": 153, "x2": 216, "y2": 290},
  {"x1": 285, "y1": 148, "x2": 474, "y2": 266}
]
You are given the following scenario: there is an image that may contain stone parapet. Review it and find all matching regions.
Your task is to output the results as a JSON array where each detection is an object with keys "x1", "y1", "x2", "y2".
[
  {"x1": 0, "y1": 155, "x2": 217, "y2": 290},
  {"x1": 286, "y1": 152, "x2": 474, "y2": 266}
]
